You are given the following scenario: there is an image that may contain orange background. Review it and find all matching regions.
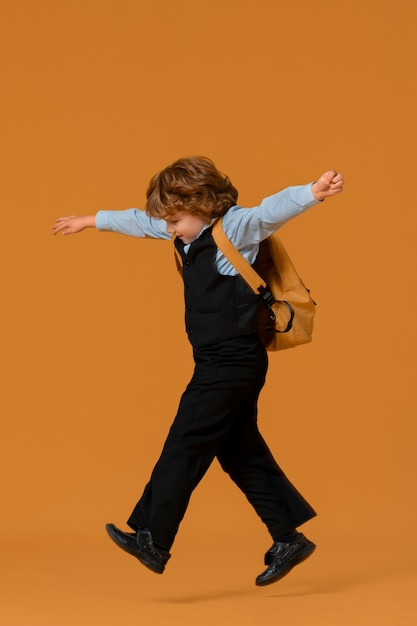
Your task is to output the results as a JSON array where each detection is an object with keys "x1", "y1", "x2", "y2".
[{"x1": 1, "y1": 1, "x2": 416, "y2": 624}]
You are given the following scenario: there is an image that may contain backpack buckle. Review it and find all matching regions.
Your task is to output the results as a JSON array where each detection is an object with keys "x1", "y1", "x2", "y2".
[{"x1": 259, "y1": 285, "x2": 276, "y2": 308}]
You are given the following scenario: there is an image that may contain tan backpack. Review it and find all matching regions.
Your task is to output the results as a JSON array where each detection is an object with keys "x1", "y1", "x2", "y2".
[{"x1": 212, "y1": 218, "x2": 316, "y2": 351}]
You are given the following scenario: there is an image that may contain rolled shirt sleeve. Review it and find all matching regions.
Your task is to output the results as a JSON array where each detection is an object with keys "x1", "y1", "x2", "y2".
[{"x1": 96, "y1": 208, "x2": 171, "y2": 240}]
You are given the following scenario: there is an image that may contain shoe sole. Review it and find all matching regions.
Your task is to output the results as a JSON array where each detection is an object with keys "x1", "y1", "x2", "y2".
[
  {"x1": 255, "y1": 542, "x2": 316, "y2": 586},
  {"x1": 105, "y1": 524, "x2": 165, "y2": 574}
]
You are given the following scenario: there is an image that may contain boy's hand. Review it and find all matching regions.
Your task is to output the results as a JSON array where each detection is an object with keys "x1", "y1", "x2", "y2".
[
  {"x1": 312, "y1": 171, "x2": 344, "y2": 201},
  {"x1": 52, "y1": 215, "x2": 96, "y2": 235}
]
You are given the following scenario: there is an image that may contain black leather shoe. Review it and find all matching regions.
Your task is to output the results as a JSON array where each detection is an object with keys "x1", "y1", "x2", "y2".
[
  {"x1": 105, "y1": 523, "x2": 171, "y2": 574},
  {"x1": 255, "y1": 533, "x2": 316, "y2": 586}
]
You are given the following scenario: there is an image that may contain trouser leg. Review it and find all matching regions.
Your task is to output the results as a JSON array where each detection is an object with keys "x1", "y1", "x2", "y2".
[
  {"x1": 127, "y1": 347, "x2": 265, "y2": 550},
  {"x1": 216, "y1": 387, "x2": 316, "y2": 539}
]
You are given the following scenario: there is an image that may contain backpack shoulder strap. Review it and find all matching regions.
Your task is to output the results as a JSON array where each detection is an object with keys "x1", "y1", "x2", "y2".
[{"x1": 212, "y1": 218, "x2": 267, "y2": 295}]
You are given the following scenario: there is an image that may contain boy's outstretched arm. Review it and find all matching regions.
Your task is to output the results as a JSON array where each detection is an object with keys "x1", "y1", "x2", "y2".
[
  {"x1": 52, "y1": 215, "x2": 96, "y2": 236},
  {"x1": 311, "y1": 171, "x2": 344, "y2": 201}
]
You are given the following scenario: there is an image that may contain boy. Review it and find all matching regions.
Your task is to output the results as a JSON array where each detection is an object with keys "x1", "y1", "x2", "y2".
[{"x1": 53, "y1": 156, "x2": 344, "y2": 586}]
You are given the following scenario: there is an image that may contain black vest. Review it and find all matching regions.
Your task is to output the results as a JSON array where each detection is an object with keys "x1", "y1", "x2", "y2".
[{"x1": 174, "y1": 227, "x2": 260, "y2": 348}]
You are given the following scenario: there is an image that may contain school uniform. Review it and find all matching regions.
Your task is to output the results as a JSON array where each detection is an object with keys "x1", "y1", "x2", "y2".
[{"x1": 97, "y1": 184, "x2": 318, "y2": 551}]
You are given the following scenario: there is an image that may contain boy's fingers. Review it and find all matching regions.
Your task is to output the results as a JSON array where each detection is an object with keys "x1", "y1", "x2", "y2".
[
  {"x1": 318, "y1": 170, "x2": 337, "y2": 187},
  {"x1": 52, "y1": 216, "x2": 77, "y2": 234},
  {"x1": 54, "y1": 215, "x2": 76, "y2": 223},
  {"x1": 52, "y1": 223, "x2": 67, "y2": 234},
  {"x1": 326, "y1": 170, "x2": 338, "y2": 182}
]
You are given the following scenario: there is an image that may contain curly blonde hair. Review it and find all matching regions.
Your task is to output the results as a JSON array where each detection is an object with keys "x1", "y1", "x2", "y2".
[{"x1": 145, "y1": 156, "x2": 238, "y2": 222}]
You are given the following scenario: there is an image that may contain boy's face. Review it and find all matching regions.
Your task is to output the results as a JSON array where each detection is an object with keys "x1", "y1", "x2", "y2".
[{"x1": 163, "y1": 211, "x2": 208, "y2": 244}]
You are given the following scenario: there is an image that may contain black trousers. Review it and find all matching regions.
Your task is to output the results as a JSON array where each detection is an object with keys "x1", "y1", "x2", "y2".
[{"x1": 127, "y1": 335, "x2": 316, "y2": 550}]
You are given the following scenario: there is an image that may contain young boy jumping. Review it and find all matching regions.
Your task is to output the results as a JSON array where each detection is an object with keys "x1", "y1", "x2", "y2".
[{"x1": 53, "y1": 156, "x2": 344, "y2": 586}]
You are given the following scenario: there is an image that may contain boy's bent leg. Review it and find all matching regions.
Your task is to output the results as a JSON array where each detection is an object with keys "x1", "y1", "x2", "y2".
[
  {"x1": 127, "y1": 354, "x2": 265, "y2": 551},
  {"x1": 217, "y1": 389, "x2": 317, "y2": 539}
]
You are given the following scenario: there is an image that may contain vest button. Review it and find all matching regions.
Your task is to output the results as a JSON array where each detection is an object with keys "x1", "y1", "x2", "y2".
[
  {"x1": 186, "y1": 305, "x2": 191, "y2": 310},
  {"x1": 185, "y1": 282, "x2": 190, "y2": 288}
]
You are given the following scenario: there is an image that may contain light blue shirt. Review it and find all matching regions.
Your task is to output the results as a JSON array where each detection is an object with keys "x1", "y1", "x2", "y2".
[{"x1": 96, "y1": 184, "x2": 319, "y2": 275}]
